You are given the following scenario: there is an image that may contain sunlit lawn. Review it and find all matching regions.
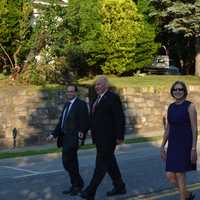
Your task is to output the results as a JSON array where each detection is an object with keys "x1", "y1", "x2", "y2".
[
  {"x1": 78, "y1": 75, "x2": 200, "y2": 89},
  {"x1": 1, "y1": 75, "x2": 199, "y2": 90}
]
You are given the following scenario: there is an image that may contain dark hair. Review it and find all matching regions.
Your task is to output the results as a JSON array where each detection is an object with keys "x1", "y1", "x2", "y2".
[
  {"x1": 170, "y1": 81, "x2": 188, "y2": 98},
  {"x1": 67, "y1": 84, "x2": 78, "y2": 92}
]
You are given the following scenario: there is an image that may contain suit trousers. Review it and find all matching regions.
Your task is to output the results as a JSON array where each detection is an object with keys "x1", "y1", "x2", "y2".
[
  {"x1": 86, "y1": 143, "x2": 125, "y2": 195},
  {"x1": 62, "y1": 147, "x2": 83, "y2": 188}
]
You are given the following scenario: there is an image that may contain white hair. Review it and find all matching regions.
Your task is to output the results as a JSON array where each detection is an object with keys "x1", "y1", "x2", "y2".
[{"x1": 96, "y1": 75, "x2": 109, "y2": 87}]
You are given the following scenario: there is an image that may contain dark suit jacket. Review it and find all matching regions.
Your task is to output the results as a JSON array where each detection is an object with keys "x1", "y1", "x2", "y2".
[
  {"x1": 52, "y1": 97, "x2": 89, "y2": 151},
  {"x1": 91, "y1": 90, "x2": 125, "y2": 146}
]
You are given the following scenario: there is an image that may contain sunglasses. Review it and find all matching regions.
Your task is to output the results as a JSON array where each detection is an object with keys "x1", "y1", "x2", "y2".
[{"x1": 172, "y1": 88, "x2": 184, "y2": 92}]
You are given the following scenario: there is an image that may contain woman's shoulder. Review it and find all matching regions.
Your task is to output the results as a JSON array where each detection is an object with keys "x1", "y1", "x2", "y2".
[
  {"x1": 184, "y1": 100, "x2": 193, "y2": 109},
  {"x1": 187, "y1": 101, "x2": 196, "y2": 111},
  {"x1": 168, "y1": 102, "x2": 175, "y2": 108}
]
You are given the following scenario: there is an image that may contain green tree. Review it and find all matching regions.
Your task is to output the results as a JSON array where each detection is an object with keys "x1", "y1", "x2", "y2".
[
  {"x1": 0, "y1": 0, "x2": 32, "y2": 78},
  {"x1": 134, "y1": 0, "x2": 160, "y2": 70},
  {"x1": 150, "y1": 0, "x2": 200, "y2": 76},
  {"x1": 22, "y1": 0, "x2": 72, "y2": 84},
  {"x1": 65, "y1": 0, "x2": 103, "y2": 76},
  {"x1": 100, "y1": 0, "x2": 143, "y2": 74},
  {"x1": 66, "y1": 0, "x2": 144, "y2": 75}
]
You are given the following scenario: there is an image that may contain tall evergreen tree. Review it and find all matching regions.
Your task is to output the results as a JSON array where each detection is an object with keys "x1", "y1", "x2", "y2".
[{"x1": 150, "y1": 0, "x2": 200, "y2": 76}]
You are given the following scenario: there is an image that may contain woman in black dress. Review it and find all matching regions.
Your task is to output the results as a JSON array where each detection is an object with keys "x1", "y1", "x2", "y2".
[{"x1": 160, "y1": 81, "x2": 198, "y2": 200}]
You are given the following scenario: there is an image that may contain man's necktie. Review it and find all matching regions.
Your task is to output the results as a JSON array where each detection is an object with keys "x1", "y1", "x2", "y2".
[
  {"x1": 92, "y1": 96, "x2": 100, "y2": 113},
  {"x1": 61, "y1": 101, "x2": 71, "y2": 130}
]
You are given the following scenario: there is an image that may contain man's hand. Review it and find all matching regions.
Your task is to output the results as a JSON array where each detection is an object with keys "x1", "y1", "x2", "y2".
[
  {"x1": 116, "y1": 139, "x2": 123, "y2": 145},
  {"x1": 47, "y1": 134, "x2": 54, "y2": 141}
]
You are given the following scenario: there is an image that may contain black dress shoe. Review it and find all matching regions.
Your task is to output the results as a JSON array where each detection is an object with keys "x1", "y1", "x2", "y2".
[
  {"x1": 63, "y1": 186, "x2": 82, "y2": 196},
  {"x1": 62, "y1": 187, "x2": 73, "y2": 195},
  {"x1": 70, "y1": 186, "x2": 83, "y2": 196},
  {"x1": 80, "y1": 190, "x2": 95, "y2": 200},
  {"x1": 106, "y1": 187, "x2": 126, "y2": 196}
]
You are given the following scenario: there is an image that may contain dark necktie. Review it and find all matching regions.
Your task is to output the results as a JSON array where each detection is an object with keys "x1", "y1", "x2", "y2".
[
  {"x1": 92, "y1": 96, "x2": 100, "y2": 113},
  {"x1": 61, "y1": 101, "x2": 71, "y2": 130}
]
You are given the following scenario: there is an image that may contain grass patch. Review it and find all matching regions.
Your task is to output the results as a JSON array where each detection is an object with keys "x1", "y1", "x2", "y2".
[
  {"x1": 78, "y1": 75, "x2": 200, "y2": 89},
  {"x1": 0, "y1": 148, "x2": 60, "y2": 160},
  {"x1": 0, "y1": 74, "x2": 8, "y2": 80},
  {"x1": 0, "y1": 136, "x2": 162, "y2": 160},
  {"x1": 1, "y1": 75, "x2": 199, "y2": 90},
  {"x1": 125, "y1": 135, "x2": 162, "y2": 144},
  {"x1": 1, "y1": 133, "x2": 199, "y2": 159}
]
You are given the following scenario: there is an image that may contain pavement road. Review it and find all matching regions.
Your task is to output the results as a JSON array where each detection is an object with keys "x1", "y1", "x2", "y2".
[{"x1": 0, "y1": 142, "x2": 200, "y2": 200}]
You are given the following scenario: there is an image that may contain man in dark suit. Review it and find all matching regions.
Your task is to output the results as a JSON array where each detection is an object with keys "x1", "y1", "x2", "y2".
[
  {"x1": 81, "y1": 76, "x2": 126, "y2": 200},
  {"x1": 47, "y1": 84, "x2": 89, "y2": 196}
]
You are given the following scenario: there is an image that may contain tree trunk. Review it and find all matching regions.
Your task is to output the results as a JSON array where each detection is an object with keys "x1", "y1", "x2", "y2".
[
  {"x1": 0, "y1": 43, "x2": 14, "y2": 69},
  {"x1": 11, "y1": 45, "x2": 22, "y2": 80},
  {"x1": 195, "y1": 36, "x2": 200, "y2": 76},
  {"x1": 22, "y1": 49, "x2": 35, "y2": 73},
  {"x1": 13, "y1": 45, "x2": 21, "y2": 67}
]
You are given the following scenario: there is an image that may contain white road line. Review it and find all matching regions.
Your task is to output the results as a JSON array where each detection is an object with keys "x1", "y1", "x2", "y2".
[
  {"x1": 14, "y1": 169, "x2": 64, "y2": 178},
  {"x1": 1, "y1": 166, "x2": 38, "y2": 174}
]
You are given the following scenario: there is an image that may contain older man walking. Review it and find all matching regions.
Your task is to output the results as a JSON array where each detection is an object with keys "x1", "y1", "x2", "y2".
[{"x1": 81, "y1": 76, "x2": 126, "y2": 200}]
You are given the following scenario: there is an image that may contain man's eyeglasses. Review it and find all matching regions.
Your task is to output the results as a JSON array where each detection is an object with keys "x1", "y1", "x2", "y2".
[{"x1": 172, "y1": 88, "x2": 184, "y2": 92}]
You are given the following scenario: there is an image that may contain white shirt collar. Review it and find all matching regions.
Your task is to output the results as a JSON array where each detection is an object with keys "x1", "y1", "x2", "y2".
[
  {"x1": 99, "y1": 90, "x2": 107, "y2": 98},
  {"x1": 69, "y1": 97, "x2": 77, "y2": 104}
]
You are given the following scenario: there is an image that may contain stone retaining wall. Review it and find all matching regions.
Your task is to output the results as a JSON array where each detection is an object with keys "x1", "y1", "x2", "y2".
[
  {"x1": 0, "y1": 85, "x2": 200, "y2": 149},
  {"x1": 121, "y1": 86, "x2": 200, "y2": 134}
]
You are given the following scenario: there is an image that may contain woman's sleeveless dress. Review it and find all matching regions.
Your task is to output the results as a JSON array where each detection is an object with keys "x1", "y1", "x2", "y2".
[{"x1": 166, "y1": 100, "x2": 196, "y2": 172}]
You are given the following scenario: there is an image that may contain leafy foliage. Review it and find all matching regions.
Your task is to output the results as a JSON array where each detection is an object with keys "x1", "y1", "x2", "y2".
[
  {"x1": 0, "y1": 0, "x2": 161, "y2": 83},
  {"x1": 22, "y1": 0, "x2": 71, "y2": 84},
  {"x1": 65, "y1": 0, "x2": 103, "y2": 76},
  {"x1": 66, "y1": 0, "x2": 144, "y2": 75},
  {"x1": 134, "y1": 0, "x2": 160, "y2": 70},
  {"x1": 100, "y1": 0, "x2": 143, "y2": 74},
  {"x1": 0, "y1": 0, "x2": 32, "y2": 74},
  {"x1": 150, "y1": 0, "x2": 200, "y2": 75}
]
